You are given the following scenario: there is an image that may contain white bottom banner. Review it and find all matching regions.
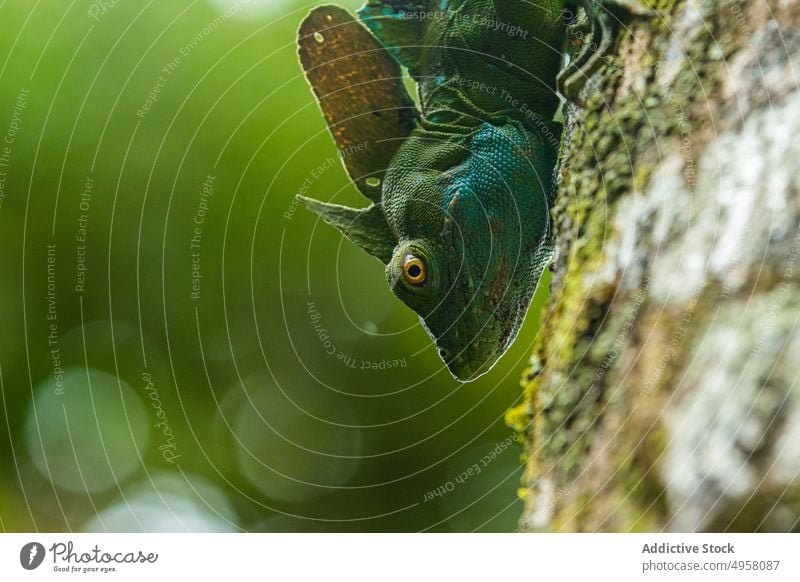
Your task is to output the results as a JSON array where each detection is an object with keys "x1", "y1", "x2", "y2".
[{"x1": 1, "y1": 533, "x2": 797, "y2": 581}]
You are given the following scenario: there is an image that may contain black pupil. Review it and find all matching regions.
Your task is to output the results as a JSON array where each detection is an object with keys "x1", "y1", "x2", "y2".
[{"x1": 408, "y1": 264, "x2": 422, "y2": 278}]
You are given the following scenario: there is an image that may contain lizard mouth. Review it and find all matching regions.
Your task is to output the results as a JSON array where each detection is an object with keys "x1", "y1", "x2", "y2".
[
  {"x1": 436, "y1": 331, "x2": 504, "y2": 382},
  {"x1": 446, "y1": 357, "x2": 495, "y2": 382}
]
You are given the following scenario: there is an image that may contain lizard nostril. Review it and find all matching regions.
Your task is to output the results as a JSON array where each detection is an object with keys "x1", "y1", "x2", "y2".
[{"x1": 438, "y1": 348, "x2": 450, "y2": 360}]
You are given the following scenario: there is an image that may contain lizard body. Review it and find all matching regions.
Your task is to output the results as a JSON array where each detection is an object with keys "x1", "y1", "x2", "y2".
[{"x1": 296, "y1": 1, "x2": 650, "y2": 380}]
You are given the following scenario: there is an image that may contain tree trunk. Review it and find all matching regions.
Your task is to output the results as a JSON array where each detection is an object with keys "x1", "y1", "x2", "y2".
[{"x1": 508, "y1": 0, "x2": 800, "y2": 532}]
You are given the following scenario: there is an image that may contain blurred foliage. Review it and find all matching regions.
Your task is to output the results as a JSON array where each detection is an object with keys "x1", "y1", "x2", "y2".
[{"x1": 0, "y1": 0, "x2": 548, "y2": 532}]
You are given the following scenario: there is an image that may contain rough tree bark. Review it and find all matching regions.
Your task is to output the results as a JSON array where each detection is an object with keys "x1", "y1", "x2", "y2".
[{"x1": 507, "y1": 0, "x2": 800, "y2": 532}]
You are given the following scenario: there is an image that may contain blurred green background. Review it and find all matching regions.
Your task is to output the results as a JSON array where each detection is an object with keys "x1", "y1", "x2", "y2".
[{"x1": 0, "y1": 0, "x2": 548, "y2": 532}]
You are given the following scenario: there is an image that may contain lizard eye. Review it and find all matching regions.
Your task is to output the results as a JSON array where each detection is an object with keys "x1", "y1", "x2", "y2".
[{"x1": 402, "y1": 255, "x2": 427, "y2": 286}]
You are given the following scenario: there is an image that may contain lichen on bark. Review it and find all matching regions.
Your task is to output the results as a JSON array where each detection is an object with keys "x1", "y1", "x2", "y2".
[{"x1": 509, "y1": 0, "x2": 800, "y2": 532}]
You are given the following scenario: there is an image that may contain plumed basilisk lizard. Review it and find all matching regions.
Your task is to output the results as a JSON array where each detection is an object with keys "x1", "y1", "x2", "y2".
[{"x1": 296, "y1": 1, "x2": 652, "y2": 381}]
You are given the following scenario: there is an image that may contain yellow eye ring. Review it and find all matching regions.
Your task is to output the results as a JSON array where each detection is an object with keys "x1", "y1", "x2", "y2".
[{"x1": 402, "y1": 255, "x2": 427, "y2": 286}]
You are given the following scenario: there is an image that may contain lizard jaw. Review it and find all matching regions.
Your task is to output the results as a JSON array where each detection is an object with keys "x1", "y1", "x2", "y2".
[
  {"x1": 444, "y1": 351, "x2": 500, "y2": 382},
  {"x1": 438, "y1": 331, "x2": 504, "y2": 382}
]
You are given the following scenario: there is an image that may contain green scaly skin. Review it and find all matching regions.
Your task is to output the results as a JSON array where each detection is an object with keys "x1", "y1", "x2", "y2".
[
  {"x1": 355, "y1": 1, "x2": 564, "y2": 380},
  {"x1": 299, "y1": 0, "x2": 651, "y2": 381}
]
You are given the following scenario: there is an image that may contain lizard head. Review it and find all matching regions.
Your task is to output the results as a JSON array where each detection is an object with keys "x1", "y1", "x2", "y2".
[
  {"x1": 379, "y1": 124, "x2": 555, "y2": 381},
  {"x1": 384, "y1": 235, "x2": 533, "y2": 382},
  {"x1": 297, "y1": 123, "x2": 555, "y2": 382}
]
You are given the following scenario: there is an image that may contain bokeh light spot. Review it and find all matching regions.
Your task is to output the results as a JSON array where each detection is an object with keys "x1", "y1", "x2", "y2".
[
  {"x1": 25, "y1": 368, "x2": 149, "y2": 493},
  {"x1": 83, "y1": 472, "x2": 237, "y2": 532},
  {"x1": 232, "y1": 375, "x2": 362, "y2": 502}
]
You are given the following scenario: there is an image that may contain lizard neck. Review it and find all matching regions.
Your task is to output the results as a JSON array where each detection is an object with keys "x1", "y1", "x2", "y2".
[
  {"x1": 414, "y1": 0, "x2": 566, "y2": 127},
  {"x1": 417, "y1": 79, "x2": 557, "y2": 136}
]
